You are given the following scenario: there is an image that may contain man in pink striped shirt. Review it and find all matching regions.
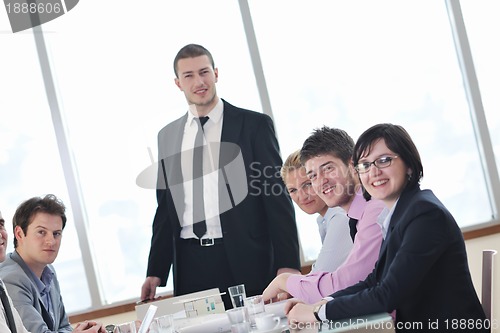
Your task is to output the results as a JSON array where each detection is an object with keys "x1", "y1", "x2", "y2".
[{"x1": 263, "y1": 127, "x2": 386, "y2": 304}]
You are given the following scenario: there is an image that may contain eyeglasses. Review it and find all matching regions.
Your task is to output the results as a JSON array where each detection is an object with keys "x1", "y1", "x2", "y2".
[{"x1": 355, "y1": 155, "x2": 399, "y2": 174}]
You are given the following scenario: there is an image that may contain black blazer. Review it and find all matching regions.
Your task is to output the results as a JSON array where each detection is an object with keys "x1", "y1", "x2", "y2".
[
  {"x1": 326, "y1": 186, "x2": 487, "y2": 332},
  {"x1": 146, "y1": 99, "x2": 300, "y2": 294}
]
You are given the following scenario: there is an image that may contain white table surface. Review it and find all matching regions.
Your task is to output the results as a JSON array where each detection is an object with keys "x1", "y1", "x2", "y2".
[
  {"x1": 288, "y1": 313, "x2": 395, "y2": 333},
  {"x1": 173, "y1": 302, "x2": 393, "y2": 333}
]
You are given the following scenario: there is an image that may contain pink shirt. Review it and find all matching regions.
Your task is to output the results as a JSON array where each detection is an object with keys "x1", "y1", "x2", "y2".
[{"x1": 286, "y1": 191, "x2": 386, "y2": 303}]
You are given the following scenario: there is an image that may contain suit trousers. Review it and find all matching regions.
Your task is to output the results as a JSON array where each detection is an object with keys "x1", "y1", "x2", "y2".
[{"x1": 176, "y1": 239, "x2": 236, "y2": 310}]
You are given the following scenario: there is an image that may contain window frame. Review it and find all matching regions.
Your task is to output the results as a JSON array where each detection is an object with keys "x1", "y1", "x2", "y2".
[{"x1": 6, "y1": 0, "x2": 498, "y2": 314}]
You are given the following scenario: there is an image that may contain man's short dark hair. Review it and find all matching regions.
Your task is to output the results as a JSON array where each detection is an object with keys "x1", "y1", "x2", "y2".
[
  {"x1": 12, "y1": 194, "x2": 66, "y2": 248},
  {"x1": 173, "y1": 44, "x2": 215, "y2": 78},
  {"x1": 300, "y1": 126, "x2": 355, "y2": 166}
]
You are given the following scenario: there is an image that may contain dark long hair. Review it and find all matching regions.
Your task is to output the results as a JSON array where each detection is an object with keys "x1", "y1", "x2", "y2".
[{"x1": 353, "y1": 123, "x2": 423, "y2": 199}]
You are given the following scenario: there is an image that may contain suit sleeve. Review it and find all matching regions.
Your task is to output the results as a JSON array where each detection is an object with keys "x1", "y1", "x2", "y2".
[
  {"x1": 3, "y1": 273, "x2": 71, "y2": 333},
  {"x1": 252, "y1": 115, "x2": 300, "y2": 272},
  {"x1": 145, "y1": 136, "x2": 175, "y2": 286},
  {"x1": 325, "y1": 204, "x2": 451, "y2": 320}
]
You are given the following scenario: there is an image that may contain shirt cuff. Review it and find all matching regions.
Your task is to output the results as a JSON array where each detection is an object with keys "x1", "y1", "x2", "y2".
[{"x1": 318, "y1": 296, "x2": 334, "y2": 320}]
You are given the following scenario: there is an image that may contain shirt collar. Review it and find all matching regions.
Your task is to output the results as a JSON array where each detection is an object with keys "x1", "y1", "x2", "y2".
[
  {"x1": 316, "y1": 214, "x2": 325, "y2": 225},
  {"x1": 346, "y1": 189, "x2": 368, "y2": 220},
  {"x1": 381, "y1": 198, "x2": 398, "y2": 238},
  {"x1": 40, "y1": 266, "x2": 55, "y2": 288},
  {"x1": 187, "y1": 98, "x2": 223, "y2": 127},
  {"x1": 36, "y1": 266, "x2": 54, "y2": 298},
  {"x1": 12, "y1": 250, "x2": 54, "y2": 294},
  {"x1": 323, "y1": 206, "x2": 345, "y2": 222}
]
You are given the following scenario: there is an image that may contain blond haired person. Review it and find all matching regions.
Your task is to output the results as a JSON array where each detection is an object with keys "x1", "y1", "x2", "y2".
[{"x1": 281, "y1": 150, "x2": 352, "y2": 274}]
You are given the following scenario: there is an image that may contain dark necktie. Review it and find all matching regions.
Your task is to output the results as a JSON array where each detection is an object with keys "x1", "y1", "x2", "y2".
[
  {"x1": 193, "y1": 116, "x2": 209, "y2": 239},
  {"x1": 348, "y1": 217, "x2": 358, "y2": 242},
  {"x1": 0, "y1": 283, "x2": 17, "y2": 333}
]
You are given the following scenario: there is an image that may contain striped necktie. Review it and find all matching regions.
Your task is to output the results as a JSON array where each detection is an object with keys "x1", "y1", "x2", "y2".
[{"x1": 0, "y1": 283, "x2": 17, "y2": 333}]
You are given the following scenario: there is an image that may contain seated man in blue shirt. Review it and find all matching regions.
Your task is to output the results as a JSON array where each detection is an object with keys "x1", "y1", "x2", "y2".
[{"x1": 0, "y1": 195, "x2": 106, "y2": 333}]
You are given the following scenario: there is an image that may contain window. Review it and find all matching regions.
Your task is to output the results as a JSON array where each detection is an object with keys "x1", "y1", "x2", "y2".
[
  {"x1": 0, "y1": 32, "x2": 90, "y2": 309},
  {"x1": 460, "y1": 0, "x2": 500, "y2": 173},
  {"x1": 248, "y1": 0, "x2": 493, "y2": 260},
  {"x1": 31, "y1": 0, "x2": 260, "y2": 310},
  {"x1": 1, "y1": 0, "x2": 498, "y2": 313}
]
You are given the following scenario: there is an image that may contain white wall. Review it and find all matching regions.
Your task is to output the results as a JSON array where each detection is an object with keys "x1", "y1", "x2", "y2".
[{"x1": 465, "y1": 233, "x2": 500, "y2": 333}]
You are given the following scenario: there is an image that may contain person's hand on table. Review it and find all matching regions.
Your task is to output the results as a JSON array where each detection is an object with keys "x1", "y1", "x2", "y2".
[
  {"x1": 73, "y1": 320, "x2": 107, "y2": 333},
  {"x1": 286, "y1": 299, "x2": 327, "y2": 325},
  {"x1": 262, "y1": 273, "x2": 293, "y2": 303},
  {"x1": 141, "y1": 276, "x2": 161, "y2": 301}
]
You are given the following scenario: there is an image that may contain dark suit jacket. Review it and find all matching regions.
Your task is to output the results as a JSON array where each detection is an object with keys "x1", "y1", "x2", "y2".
[
  {"x1": 146, "y1": 99, "x2": 300, "y2": 295},
  {"x1": 326, "y1": 186, "x2": 487, "y2": 332}
]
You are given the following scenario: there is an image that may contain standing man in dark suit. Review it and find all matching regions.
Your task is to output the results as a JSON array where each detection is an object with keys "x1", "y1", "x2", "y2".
[{"x1": 140, "y1": 44, "x2": 301, "y2": 309}]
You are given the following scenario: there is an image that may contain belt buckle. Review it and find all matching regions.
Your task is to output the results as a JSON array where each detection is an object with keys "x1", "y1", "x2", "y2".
[{"x1": 200, "y1": 238, "x2": 215, "y2": 246}]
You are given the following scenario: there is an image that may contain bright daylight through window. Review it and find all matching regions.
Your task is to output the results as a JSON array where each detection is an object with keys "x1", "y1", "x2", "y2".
[{"x1": 1, "y1": 0, "x2": 498, "y2": 314}]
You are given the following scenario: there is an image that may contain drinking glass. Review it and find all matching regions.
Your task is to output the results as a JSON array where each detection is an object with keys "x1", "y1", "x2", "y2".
[
  {"x1": 151, "y1": 314, "x2": 175, "y2": 333},
  {"x1": 244, "y1": 294, "x2": 265, "y2": 327}
]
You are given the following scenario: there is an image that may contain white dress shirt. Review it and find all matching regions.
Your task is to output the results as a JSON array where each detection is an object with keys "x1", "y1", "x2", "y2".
[
  {"x1": 180, "y1": 99, "x2": 224, "y2": 240},
  {"x1": 380, "y1": 199, "x2": 397, "y2": 240}
]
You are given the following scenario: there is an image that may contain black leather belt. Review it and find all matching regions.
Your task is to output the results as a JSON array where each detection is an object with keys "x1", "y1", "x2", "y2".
[{"x1": 180, "y1": 238, "x2": 224, "y2": 246}]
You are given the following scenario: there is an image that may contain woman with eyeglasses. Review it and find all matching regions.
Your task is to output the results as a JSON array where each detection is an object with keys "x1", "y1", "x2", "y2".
[{"x1": 285, "y1": 123, "x2": 488, "y2": 332}]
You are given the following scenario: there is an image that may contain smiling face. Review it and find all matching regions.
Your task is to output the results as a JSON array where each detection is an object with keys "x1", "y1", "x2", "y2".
[
  {"x1": 15, "y1": 211, "x2": 63, "y2": 277},
  {"x1": 304, "y1": 154, "x2": 358, "y2": 211},
  {"x1": 285, "y1": 167, "x2": 328, "y2": 216},
  {"x1": 357, "y1": 139, "x2": 411, "y2": 208},
  {"x1": 174, "y1": 55, "x2": 219, "y2": 116},
  {"x1": 0, "y1": 211, "x2": 7, "y2": 262}
]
